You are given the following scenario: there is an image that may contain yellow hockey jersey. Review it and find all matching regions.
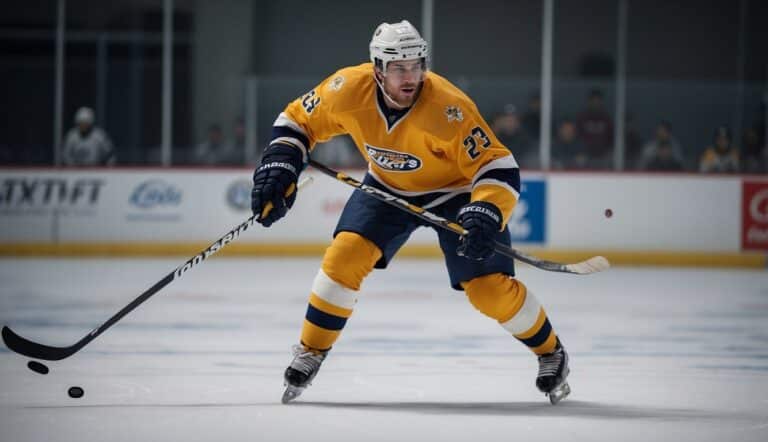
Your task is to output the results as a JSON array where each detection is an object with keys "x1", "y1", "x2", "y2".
[{"x1": 270, "y1": 62, "x2": 520, "y2": 223}]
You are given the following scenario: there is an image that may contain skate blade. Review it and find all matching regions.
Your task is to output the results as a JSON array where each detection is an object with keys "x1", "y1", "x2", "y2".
[
  {"x1": 547, "y1": 381, "x2": 571, "y2": 405},
  {"x1": 281, "y1": 385, "x2": 305, "y2": 404}
]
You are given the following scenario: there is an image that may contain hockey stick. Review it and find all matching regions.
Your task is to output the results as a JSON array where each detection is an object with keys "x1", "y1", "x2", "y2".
[
  {"x1": 309, "y1": 159, "x2": 609, "y2": 275},
  {"x1": 1, "y1": 177, "x2": 314, "y2": 361}
]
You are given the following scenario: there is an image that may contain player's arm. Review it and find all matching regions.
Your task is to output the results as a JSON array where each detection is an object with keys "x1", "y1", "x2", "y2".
[
  {"x1": 455, "y1": 105, "x2": 521, "y2": 260},
  {"x1": 251, "y1": 72, "x2": 346, "y2": 226},
  {"x1": 457, "y1": 108, "x2": 521, "y2": 224}
]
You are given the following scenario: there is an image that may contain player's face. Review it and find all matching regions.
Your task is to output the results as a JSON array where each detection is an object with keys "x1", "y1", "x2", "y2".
[{"x1": 381, "y1": 60, "x2": 424, "y2": 108}]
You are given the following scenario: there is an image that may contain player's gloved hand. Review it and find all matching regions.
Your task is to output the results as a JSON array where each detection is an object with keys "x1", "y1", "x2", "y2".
[
  {"x1": 456, "y1": 201, "x2": 503, "y2": 260},
  {"x1": 251, "y1": 144, "x2": 304, "y2": 227}
]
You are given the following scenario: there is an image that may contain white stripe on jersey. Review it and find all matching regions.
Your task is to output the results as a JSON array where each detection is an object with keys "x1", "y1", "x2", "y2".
[
  {"x1": 472, "y1": 155, "x2": 519, "y2": 186},
  {"x1": 471, "y1": 155, "x2": 520, "y2": 199},
  {"x1": 274, "y1": 112, "x2": 309, "y2": 136},
  {"x1": 273, "y1": 112, "x2": 310, "y2": 162},
  {"x1": 271, "y1": 137, "x2": 309, "y2": 161}
]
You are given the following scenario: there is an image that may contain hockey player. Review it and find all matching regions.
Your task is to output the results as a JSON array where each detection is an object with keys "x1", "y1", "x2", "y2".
[{"x1": 250, "y1": 20, "x2": 570, "y2": 405}]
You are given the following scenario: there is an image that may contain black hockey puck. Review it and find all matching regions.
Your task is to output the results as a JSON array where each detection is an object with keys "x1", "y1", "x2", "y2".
[
  {"x1": 67, "y1": 386, "x2": 84, "y2": 399},
  {"x1": 27, "y1": 360, "x2": 49, "y2": 375}
]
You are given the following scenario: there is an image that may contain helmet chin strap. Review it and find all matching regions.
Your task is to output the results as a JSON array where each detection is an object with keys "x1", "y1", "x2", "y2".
[{"x1": 373, "y1": 71, "x2": 407, "y2": 109}]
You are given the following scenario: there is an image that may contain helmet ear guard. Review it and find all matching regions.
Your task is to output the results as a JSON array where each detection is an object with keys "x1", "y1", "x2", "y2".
[{"x1": 369, "y1": 20, "x2": 429, "y2": 76}]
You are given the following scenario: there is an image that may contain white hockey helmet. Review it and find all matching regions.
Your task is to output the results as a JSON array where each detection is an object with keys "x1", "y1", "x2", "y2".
[
  {"x1": 74, "y1": 106, "x2": 94, "y2": 124},
  {"x1": 369, "y1": 20, "x2": 428, "y2": 74}
]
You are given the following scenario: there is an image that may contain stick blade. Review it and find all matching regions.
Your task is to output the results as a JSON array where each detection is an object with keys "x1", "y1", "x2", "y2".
[
  {"x1": 564, "y1": 256, "x2": 611, "y2": 275},
  {"x1": 2, "y1": 326, "x2": 77, "y2": 361}
]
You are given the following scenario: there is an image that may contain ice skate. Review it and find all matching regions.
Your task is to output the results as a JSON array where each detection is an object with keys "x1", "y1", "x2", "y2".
[
  {"x1": 535, "y1": 338, "x2": 570, "y2": 405},
  {"x1": 281, "y1": 344, "x2": 327, "y2": 404}
]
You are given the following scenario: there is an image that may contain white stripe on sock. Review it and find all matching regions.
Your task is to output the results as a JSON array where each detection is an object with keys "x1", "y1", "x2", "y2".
[
  {"x1": 500, "y1": 290, "x2": 542, "y2": 335},
  {"x1": 311, "y1": 269, "x2": 357, "y2": 309}
]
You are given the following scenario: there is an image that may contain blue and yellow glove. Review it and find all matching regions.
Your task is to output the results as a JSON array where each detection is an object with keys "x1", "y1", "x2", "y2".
[
  {"x1": 251, "y1": 144, "x2": 304, "y2": 227},
  {"x1": 456, "y1": 201, "x2": 502, "y2": 260}
]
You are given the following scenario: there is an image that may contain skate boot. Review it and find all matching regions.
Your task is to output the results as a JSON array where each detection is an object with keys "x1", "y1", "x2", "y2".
[
  {"x1": 281, "y1": 344, "x2": 327, "y2": 404},
  {"x1": 535, "y1": 338, "x2": 570, "y2": 405}
]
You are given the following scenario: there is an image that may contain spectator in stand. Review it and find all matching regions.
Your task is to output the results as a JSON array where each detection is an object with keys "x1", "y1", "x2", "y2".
[
  {"x1": 193, "y1": 123, "x2": 241, "y2": 166},
  {"x1": 638, "y1": 120, "x2": 685, "y2": 171},
  {"x1": 551, "y1": 119, "x2": 586, "y2": 170},
  {"x1": 575, "y1": 89, "x2": 613, "y2": 169},
  {"x1": 641, "y1": 140, "x2": 684, "y2": 172},
  {"x1": 492, "y1": 104, "x2": 536, "y2": 168},
  {"x1": 699, "y1": 126, "x2": 739, "y2": 173},
  {"x1": 741, "y1": 126, "x2": 766, "y2": 173},
  {"x1": 521, "y1": 93, "x2": 541, "y2": 140},
  {"x1": 62, "y1": 107, "x2": 115, "y2": 166}
]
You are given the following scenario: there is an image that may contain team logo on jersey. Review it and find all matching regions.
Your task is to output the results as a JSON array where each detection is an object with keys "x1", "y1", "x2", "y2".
[
  {"x1": 445, "y1": 105, "x2": 463, "y2": 122},
  {"x1": 365, "y1": 144, "x2": 422, "y2": 172},
  {"x1": 327, "y1": 75, "x2": 345, "y2": 92}
]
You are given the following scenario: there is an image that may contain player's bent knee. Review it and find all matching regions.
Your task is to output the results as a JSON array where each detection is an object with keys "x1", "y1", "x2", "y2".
[
  {"x1": 462, "y1": 273, "x2": 527, "y2": 322},
  {"x1": 321, "y1": 231, "x2": 382, "y2": 291}
]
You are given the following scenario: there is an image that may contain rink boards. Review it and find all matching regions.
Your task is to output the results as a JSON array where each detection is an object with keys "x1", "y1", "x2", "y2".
[{"x1": 0, "y1": 168, "x2": 766, "y2": 267}]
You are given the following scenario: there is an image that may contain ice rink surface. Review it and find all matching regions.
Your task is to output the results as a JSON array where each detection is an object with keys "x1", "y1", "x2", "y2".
[{"x1": 1, "y1": 256, "x2": 767, "y2": 442}]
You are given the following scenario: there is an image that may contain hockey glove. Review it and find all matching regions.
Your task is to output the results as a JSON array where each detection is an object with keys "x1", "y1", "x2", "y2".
[
  {"x1": 456, "y1": 201, "x2": 503, "y2": 260},
  {"x1": 251, "y1": 144, "x2": 304, "y2": 227}
]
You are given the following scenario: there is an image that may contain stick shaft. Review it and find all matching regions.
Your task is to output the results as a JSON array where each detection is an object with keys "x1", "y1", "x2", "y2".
[
  {"x1": 2, "y1": 177, "x2": 313, "y2": 361},
  {"x1": 308, "y1": 160, "x2": 608, "y2": 275}
]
